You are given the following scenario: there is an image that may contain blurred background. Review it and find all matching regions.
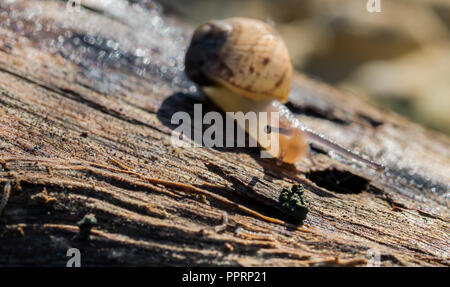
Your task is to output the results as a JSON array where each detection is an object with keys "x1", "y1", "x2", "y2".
[{"x1": 159, "y1": 0, "x2": 450, "y2": 135}]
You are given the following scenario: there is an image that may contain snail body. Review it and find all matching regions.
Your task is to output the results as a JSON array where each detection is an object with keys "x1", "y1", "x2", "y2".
[
  {"x1": 202, "y1": 85, "x2": 309, "y2": 163},
  {"x1": 185, "y1": 17, "x2": 383, "y2": 169}
]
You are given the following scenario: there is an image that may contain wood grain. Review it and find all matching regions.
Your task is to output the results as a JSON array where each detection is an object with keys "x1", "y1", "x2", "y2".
[{"x1": 0, "y1": 0, "x2": 448, "y2": 266}]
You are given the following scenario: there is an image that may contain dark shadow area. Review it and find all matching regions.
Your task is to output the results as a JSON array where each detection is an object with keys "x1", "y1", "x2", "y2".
[
  {"x1": 158, "y1": 92, "x2": 253, "y2": 152},
  {"x1": 306, "y1": 168, "x2": 369, "y2": 194},
  {"x1": 357, "y1": 113, "x2": 383, "y2": 128}
]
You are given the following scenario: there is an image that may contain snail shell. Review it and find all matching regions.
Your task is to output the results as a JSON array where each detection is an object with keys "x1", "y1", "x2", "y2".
[{"x1": 185, "y1": 17, "x2": 292, "y2": 103}]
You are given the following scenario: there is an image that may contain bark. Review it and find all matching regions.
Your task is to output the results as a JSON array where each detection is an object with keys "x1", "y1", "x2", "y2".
[{"x1": 0, "y1": 0, "x2": 448, "y2": 266}]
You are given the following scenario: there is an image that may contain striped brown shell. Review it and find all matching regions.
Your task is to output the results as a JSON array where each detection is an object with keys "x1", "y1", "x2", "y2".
[{"x1": 185, "y1": 17, "x2": 292, "y2": 103}]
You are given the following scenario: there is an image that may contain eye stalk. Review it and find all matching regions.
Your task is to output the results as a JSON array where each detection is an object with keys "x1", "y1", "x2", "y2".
[{"x1": 185, "y1": 17, "x2": 384, "y2": 171}]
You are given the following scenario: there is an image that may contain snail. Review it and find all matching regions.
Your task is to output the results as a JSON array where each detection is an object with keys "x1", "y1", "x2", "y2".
[{"x1": 184, "y1": 17, "x2": 383, "y2": 170}]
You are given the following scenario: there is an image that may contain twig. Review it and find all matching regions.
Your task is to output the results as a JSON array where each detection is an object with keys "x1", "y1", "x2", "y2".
[{"x1": 214, "y1": 212, "x2": 229, "y2": 232}]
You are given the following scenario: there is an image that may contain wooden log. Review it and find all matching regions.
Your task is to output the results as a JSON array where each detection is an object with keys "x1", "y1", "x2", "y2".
[{"x1": 0, "y1": 0, "x2": 448, "y2": 266}]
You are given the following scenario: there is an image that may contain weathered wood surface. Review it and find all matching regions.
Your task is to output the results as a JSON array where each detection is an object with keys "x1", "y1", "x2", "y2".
[{"x1": 0, "y1": 0, "x2": 448, "y2": 266}]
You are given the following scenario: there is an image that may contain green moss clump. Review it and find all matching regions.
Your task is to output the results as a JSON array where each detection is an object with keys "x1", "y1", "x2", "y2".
[
  {"x1": 77, "y1": 213, "x2": 97, "y2": 240},
  {"x1": 279, "y1": 184, "x2": 309, "y2": 224},
  {"x1": 77, "y1": 213, "x2": 97, "y2": 227}
]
